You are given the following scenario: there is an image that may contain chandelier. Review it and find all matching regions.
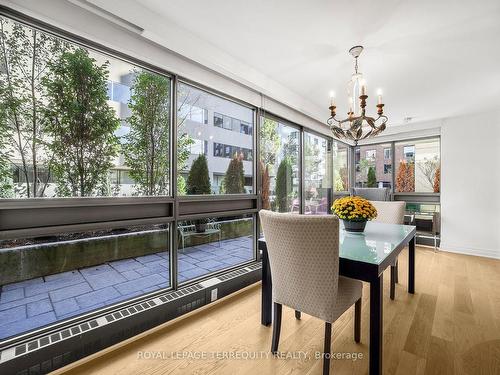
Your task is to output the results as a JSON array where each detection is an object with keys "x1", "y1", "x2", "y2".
[{"x1": 327, "y1": 46, "x2": 387, "y2": 145}]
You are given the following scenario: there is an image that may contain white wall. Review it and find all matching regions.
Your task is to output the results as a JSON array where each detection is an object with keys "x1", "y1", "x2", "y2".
[{"x1": 440, "y1": 110, "x2": 500, "y2": 259}]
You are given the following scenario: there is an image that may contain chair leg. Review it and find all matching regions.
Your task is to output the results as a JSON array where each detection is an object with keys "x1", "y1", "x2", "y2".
[
  {"x1": 271, "y1": 303, "x2": 282, "y2": 354},
  {"x1": 354, "y1": 298, "x2": 361, "y2": 343},
  {"x1": 390, "y1": 265, "x2": 396, "y2": 300},
  {"x1": 323, "y1": 322, "x2": 332, "y2": 375},
  {"x1": 295, "y1": 310, "x2": 301, "y2": 320}
]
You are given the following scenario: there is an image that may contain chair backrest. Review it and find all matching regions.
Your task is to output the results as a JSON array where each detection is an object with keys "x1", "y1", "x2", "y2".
[
  {"x1": 352, "y1": 187, "x2": 391, "y2": 201},
  {"x1": 371, "y1": 200, "x2": 406, "y2": 225},
  {"x1": 259, "y1": 210, "x2": 340, "y2": 322}
]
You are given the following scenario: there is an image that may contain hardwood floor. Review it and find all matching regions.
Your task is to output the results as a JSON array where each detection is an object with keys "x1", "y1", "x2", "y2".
[{"x1": 55, "y1": 247, "x2": 500, "y2": 375}]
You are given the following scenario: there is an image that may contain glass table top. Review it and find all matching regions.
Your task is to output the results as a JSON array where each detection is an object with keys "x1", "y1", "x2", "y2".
[{"x1": 339, "y1": 221, "x2": 415, "y2": 265}]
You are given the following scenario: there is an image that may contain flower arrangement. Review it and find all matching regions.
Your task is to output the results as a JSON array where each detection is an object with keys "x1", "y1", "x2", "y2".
[{"x1": 332, "y1": 196, "x2": 377, "y2": 222}]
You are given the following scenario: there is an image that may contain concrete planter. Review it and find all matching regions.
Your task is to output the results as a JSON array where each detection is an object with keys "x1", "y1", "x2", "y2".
[
  {"x1": 181, "y1": 218, "x2": 253, "y2": 247},
  {"x1": 0, "y1": 230, "x2": 168, "y2": 285}
]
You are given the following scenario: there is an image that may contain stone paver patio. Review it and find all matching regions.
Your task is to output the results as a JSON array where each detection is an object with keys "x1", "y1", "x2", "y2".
[{"x1": 0, "y1": 236, "x2": 253, "y2": 340}]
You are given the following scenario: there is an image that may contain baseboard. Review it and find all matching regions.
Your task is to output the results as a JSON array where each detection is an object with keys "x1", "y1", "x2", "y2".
[{"x1": 438, "y1": 243, "x2": 500, "y2": 260}]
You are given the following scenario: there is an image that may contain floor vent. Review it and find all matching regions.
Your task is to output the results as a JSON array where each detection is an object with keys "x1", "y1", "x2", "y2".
[
  {"x1": 217, "y1": 268, "x2": 247, "y2": 282},
  {"x1": 177, "y1": 297, "x2": 206, "y2": 315},
  {"x1": 246, "y1": 263, "x2": 262, "y2": 271}
]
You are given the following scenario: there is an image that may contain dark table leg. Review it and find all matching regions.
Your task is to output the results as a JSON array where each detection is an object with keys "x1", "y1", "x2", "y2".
[
  {"x1": 261, "y1": 245, "x2": 272, "y2": 326},
  {"x1": 369, "y1": 274, "x2": 383, "y2": 375},
  {"x1": 408, "y1": 237, "x2": 415, "y2": 294},
  {"x1": 390, "y1": 265, "x2": 396, "y2": 300}
]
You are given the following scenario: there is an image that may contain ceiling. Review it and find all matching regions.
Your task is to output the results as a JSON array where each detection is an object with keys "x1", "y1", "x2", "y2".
[{"x1": 88, "y1": 0, "x2": 500, "y2": 128}]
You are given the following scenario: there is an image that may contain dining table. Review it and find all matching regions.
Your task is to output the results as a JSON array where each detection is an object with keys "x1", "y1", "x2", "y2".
[{"x1": 258, "y1": 221, "x2": 417, "y2": 375}]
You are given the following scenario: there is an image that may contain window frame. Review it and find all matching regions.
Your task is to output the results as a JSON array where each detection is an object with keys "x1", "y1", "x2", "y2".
[
  {"x1": 355, "y1": 136, "x2": 441, "y2": 201},
  {"x1": 0, "y1": 8, "x2": 354, "y2": 347}
]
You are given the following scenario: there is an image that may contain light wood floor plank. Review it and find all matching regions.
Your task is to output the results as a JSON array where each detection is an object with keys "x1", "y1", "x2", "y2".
[{"x1": 54, "y1": 247, "x2": 500, "y2": 375}]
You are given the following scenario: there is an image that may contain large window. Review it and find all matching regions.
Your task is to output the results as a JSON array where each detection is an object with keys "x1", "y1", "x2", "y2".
[
  {"x1": 259, "y1": 116, "x2": 300, "y2": 213},
  {"x1": 0, "y1": 224, "x2": 170, "y2": 340},
  {"x1": 0, "y1": 15, "x2": 174, "y2": 342},
  {"x1": 0, "y1": 11, "x2": 361, "y2": 351},
  {"x1": 355, "y1": 143, "x2": 392, "y2": 189},
  {"x1": 304, "y1": 132, "x2": 332, "y2": 215},
  {"x1": 177, "y1": 215, "x2": 254, "y2": 283},
  {"x1": 177, "y1": 83, "x2": 254, "y2": 195},
  {"x1": 333, "y1": 141, "x2": 349, "y2": 192},
  {"x1": 0, "y1": 16, "x2": 171, "y2": 198},
  {"x1": 395, "y1": 138, "x2": 440, "y2": 193}
]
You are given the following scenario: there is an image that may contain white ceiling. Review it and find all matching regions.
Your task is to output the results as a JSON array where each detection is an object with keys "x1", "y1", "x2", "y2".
[{"x1": 89, "y1": 0, "x2": 500, "y2": 128}]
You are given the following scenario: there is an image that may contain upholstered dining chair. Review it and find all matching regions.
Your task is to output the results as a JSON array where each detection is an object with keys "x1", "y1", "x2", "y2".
[
  {"x1": 259, "y1": 210, "x2": 362, "y2": 375},
  {"x1": 370, "y1": 200, "x2": 406, "y2": 300}
]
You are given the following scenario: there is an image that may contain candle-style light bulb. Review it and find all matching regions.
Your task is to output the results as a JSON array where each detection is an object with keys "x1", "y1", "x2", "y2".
[
  {"x1": 377, "y1": 88, "x2": 383, "y2": 104},
  {"x1": 348, "y1": 97, "x2": 353, "y2": 113},
  {"x1": 329, "y1": 91, "x2": 335, "y2": 106},
  {"x1": 360, "y1": 79, "x2": 366, "y2": 96}
]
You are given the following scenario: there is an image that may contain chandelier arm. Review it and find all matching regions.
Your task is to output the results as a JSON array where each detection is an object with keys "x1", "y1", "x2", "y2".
[{"x1": 361, "y1": 129, "x2": 373, "y2": 139}]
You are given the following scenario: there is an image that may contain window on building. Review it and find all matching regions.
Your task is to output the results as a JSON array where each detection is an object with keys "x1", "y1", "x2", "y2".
[
  {"x1": 403, "y1": 146, "x2": 415, "y2": 161},
  {"x1": 214, "y1": 113, "x2": 223, "y2": 127},
  {"x1": 395, "y1": 138, "x2": 440, "y2": 193},
  {"x1": 110, "y1": 81, "x2": 132, "y2": 104},
  {"x1": 304, "y1": 132, "x2": 332, "y2": 215},
  {"x1": 213, "y1": 143, "x2": 252, "y2": 161},
  {"x1": 177, "y1": 83, "x2": 254, "y2": 195},
  {"x1": 240, "y1": 121, "x2": 252, "y2": 135},
  {"x1": 190, "y1": 139, "x2": 207, "y2": 156},
  {"x1": 365, "y1": 149, "x2": 376, "y2": 161},
  {"x1": 259, "y1": 116, "x2": 300, "y2": 213},
  {"x1": 222, "y1": 115, "x2": 232, "y2": 130},
  {"x1": 384, "y1": 148, "x2": 391, "y2": 159},
  {"x1": 384, "y1": 164, "x2": 392, "y2": 174}
]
